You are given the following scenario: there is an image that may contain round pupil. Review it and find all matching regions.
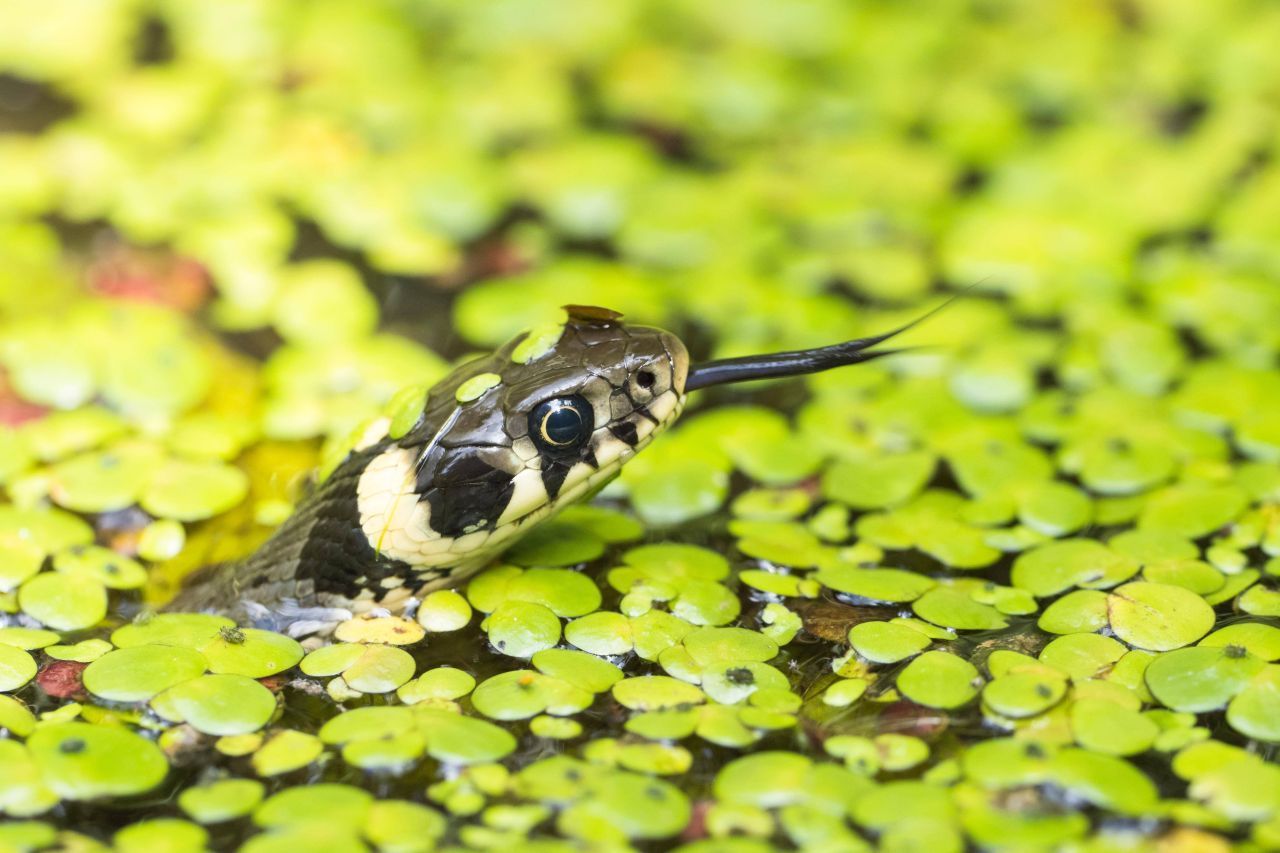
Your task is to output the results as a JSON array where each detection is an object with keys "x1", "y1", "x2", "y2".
[{"x1": 542, "y1": 404, "x2": 584, "y2": 445}]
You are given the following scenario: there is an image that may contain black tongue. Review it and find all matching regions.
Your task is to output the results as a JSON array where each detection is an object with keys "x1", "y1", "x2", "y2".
[{"x1": 683, "y1": 290, "x2": 965, "y2": 391}]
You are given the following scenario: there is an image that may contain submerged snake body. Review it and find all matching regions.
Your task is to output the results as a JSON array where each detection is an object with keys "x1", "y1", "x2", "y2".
[{"x1": 168, "y1": 308, "x2": 689, "y2": 632}]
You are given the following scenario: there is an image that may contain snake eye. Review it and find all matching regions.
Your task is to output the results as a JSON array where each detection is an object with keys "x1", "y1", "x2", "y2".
[{"x1": 530, "y1": 395, "x2": 594, "y2": 453}]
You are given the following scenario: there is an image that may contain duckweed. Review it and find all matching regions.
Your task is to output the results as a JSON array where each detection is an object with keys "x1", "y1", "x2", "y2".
[{"x1": 3, "y1": 0, "x2": 1280, "y2": 847}]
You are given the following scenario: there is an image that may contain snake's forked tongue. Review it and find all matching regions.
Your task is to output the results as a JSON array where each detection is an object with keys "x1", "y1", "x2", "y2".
[{"x1": 683, "y1": 291, "x2": 960, "y2": 391}]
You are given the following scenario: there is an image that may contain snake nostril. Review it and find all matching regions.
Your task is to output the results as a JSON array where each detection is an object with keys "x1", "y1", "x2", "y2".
[{"x1": 636, "y1": 370, "x2": 656, "y2": 389}]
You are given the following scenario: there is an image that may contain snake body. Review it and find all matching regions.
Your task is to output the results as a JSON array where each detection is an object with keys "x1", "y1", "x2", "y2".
[{"x1": 168, "y1": 301, "x2": 935, "y2": 634}]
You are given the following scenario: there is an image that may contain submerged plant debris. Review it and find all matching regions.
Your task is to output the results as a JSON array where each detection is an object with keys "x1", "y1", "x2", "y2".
[{"x1": 2, "y1": 0, "x2": 1280, "y2": 850}]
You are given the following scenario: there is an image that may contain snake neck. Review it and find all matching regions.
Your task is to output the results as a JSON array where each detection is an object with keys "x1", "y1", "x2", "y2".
[{"x1": 165, "y1": 441, "x2": 418, "y2": 623}]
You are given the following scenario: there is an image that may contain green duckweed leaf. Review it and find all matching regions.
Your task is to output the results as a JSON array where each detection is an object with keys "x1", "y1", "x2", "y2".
[
  {"x1": 0, "y1": 645, "x2": 37, "y2": 693},
  {"x1": 151, "y1": 674, "x2": 277, "y2": 736},
  {"x1": 1144, "y1": 645, "x2": 1264, "y2": 712},
  {"x1": 250, "y1": 730, "x2": 324, "y2": 777},
  {"x1": 140, "y1": 459, "x2": 250, "y2": 522},
  {"x1": 897, "y1": 651, "x2": 981, "y2": 709},
  {"x1": 1107, "y1": 582, "x2": 1215, "y2": 651},
  {"x1": 83, "y1": 645, "x2": 208, "y2": 702},
  {"x1": 18, "y1": 571, "x2": 106, "y2": 631},
  {"x1": 1226, "y1": 665, "x2": 1280, "y2": 742},
  {"x1": 1012, "y1": 539, "x2": 1139, "y2": 598},
  {"x1": 27, "y1": 722, "x2": 168, "y2": 800},
  {"x1": 982, "y1": 671, "x2": 1067, "y2": 719},
  {"x1": 849, "y1": 620, "x2": 931, "y2": 664},
  {"x1": 179, "y1": 779, "x2": 266, "y2": 824}
]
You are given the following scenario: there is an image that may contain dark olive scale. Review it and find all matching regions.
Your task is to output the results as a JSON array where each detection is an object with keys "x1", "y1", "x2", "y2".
[{"x1": 165, "y1": 301, "x2": 950, "y2": 634}]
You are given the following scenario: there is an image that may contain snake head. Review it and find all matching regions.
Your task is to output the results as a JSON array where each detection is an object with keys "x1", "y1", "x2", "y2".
[{"x1": 354, "y1": 308, "x2": 688, "y2": 571}]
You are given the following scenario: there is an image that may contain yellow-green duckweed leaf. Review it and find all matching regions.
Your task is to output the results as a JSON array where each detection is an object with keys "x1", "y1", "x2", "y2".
[
  {"x1": 613, "y1": 675, "x2": 705, "y2": 711},
  {"x1": 365, "y1": 801, "x2": 447, "y2": 851},
  {"x1": 18, "y1": 572, "x2": 107, "y2": 631},
  {"x1": 671, "y1": 580, "x2": 741, "y2": 626},
  {"x1": 557, "y1": 768, "x2": 691, "y2": 842},
  {"x1": 273, "y1": 261, "x2": 378, "y2": 346},
  {"x1": 113, "y1": 818, "x2": 207, "y2": 853},
  {"x1": 140, "y1": 459, "x2": 249, "y2": 522},
  {"x1": 1145, "y1": 645, "x2": 1265, "y2": 713},
  {"x1": 530, "y1": 715, "x2": 582, "y2": 739},
  {"x1": 27, "y1": 722, "x2": 168, "y2": 800},
  {"x1": 821, "y1": 451, "x2": 936, "y2": 510},
  {"x1": 1227, "y1": 665, "x2": 1280, "y2": 742},
  {"x1": 456, "y1": 373, "x2": 501, "y2": 403},
  {"x1": 511, "y1": 323, "x2": 565, "y2": 364},
  {"x1": 179, "y1": 778, "x2": 265, "y2": 824},
  {"x1": 1046, "y1": 748, "x2": 1157, "y2": 814},
  {"x1": 532, "y1": 648, "x2": 623, "y2": 693},
  {"x1": 415, "y1": 708, "x2": 518, "y2": 765},
  {"x1": 504, "y1": 523, "x2": 605, "y2": 567},
  {"x1": 1138, "y1": 483, "x2": 1249, "y2": 540},
  {"x1": 333, "y1": 615, "x2": 425, "y2": 646},
  {"x1": 384, "y1": 384, "x2": 429, "y2": 441},
  {"x1": 1200, "y1": 622, "x2": 1280, "y2": 661},
  {"x1": 0, "y1": 739, "x2": 56, "y2": 817},
  {"x1": 342, "y1": 731, "x2": 427, "y2": 773},
  {"x1": 848, "y1": 621, "x2": 931, "y2": 664},
  {"x1": 0, "y1": 540, "x2": 44, "y2": 594},
  {"x1": 1012, "y1": 539, "x2": 1139, "y2": 598},
  {"x1": 46, "y1": 443, "x2": 162, "y2": 514},
  {"x1": 822, "y1": 678, "x2": 869, "y2": 707},
  {"x1": 1016, "y1": 480, "x2": 1093, "y2": 536},
  {"x1": 1143, "y1": 559, "x2": 1225, "y2": 595},
  {"x1": 731, "y1": 487, "x2": 812, "y2": 521},
  {"x1": 983, "y1": 671, "x2": 1067, "y2": 719},
  {"x1": 299, "y1": 642, "x2": 365, "y2": 677},
  {"x1": 1069, "y1": 698, "x2": 1159, "y2": 756},
  {"x1": 897, "y1": 651, "x2": 981, "y2": 709},
  {"x1": 0, "y1": 819, "x2": 56, "y2": 850},
  {"x1": 83, "y1": 645, "x2": 208, "y2": 702},
  {"x1": 416, "y1": 589, "x2": 472, "y2": 632},
  {"x1": 398, "y1": 667, "x2": 476, "y2": 704},
  {"x1": 0, "y1": 694, "x2": 36, "y2": 736},
  {"x1": 850, "y1": 779, "x2": 957, "y2": 830},
  {"x1": 912, "y1": 586, "x2": 1008, "y2": 631},
  {"x1": 151, "y1": 674, "x2": 277, "y2": 736},
  {"x1": 51, "y1": 545, "x2": 146, "y2": 590},
  {"x1": 1037, "y1": 590, "x2": 1109, "y2": 635},
  {"x1": 1039, "y1": 633, "x2": 1127, "y2": 681},
  {"x1": 484, "y1": 601, "x2": 562, "y2": 658},
  {"x1": 254, "y1": 783, "x2": 373, "y2": 831},
  {"x1": 250, "y1": 730, "x2": 324, "y2": 777},
  {"x1": 0, "y1": 645, "x2": 37, "y2": 693},
  {"x1": 342, "y1": 645, "x2": 416, "y2": 693},
  {"x1": 564, "y1": 611, "x2": 633, "y2": 656},
  {"x1": 200, "y1": 628, "x2": 303, "y2": 678},
  {"x1": 1107, "y1": 582, "x2": 1215, "y2": 651},
  {"x1": 625, "y1": 455, "x2": 730, "y2": 527},
  {"x1": 730, "y1": 519, "x2": 828, "y2": 568},
  {"x1": 112, "y1": 613, "x2": 234, "y2": 649},
  {"x1": 0, "y1": 627, "x2": 58, "y2": 650},
  {"x1": 813, "y1": 564, "x2": 936, "y2": 603}
]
